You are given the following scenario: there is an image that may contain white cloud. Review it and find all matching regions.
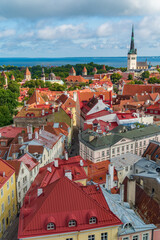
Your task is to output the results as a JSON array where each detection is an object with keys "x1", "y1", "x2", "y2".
[
  {"x1": 38, "y1": 24, "x2": 89, "y2": 40},
  {"x1": 0, "y1": 29, "x2": 15, "y2": 38}
]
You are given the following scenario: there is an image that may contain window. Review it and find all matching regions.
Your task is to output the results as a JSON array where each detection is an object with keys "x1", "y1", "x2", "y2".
[
  {"x1": 8, "y1": 195, "x2": 10, "y2": 205},
  {"x1": 140, "y1": 141, "x2": 142, "y2": 147},
  {"x1": 47, "y1": 222, "x2": 55, "y2": 230},
  {"x1": 117, "y1": 147, "x2": 120, "y2": 153},
  {"x1": 131, "y1": 144, "x2": 133, "y2": 149},
  {"x1": 11, "y1": 176, "x2": 13, "y2": 184},
  {"x1": 123, "y1": 238, "x2": 129, "y2": 240},
  {"x1": 126, "y1": 145, "x2": 129, "y2": 150},
  {"x1": 18, "y1": 182, "x2": 20, "y2": 188},
  {"x1": 101, "y1": 232, "x2": 108, "y2": 240},
  {"x1": 2, "y1": 203, "x2": 4, "y2": 213},
  {"x1": 22, "y1": 168, "x2": 24, "y2": 174},
  {"x1": 125, "y1": 166, "x2": 128, "y2": 171},
  {"x1": 112, "y1": 148, "x2": 115, "y2": 154},
  {"x1": 143, "y1": 233, "x2": 149, "y2": 240},
  {"x1": 102, "y1": 151, "x2": 105, "y2": 157},
  {"x1": 1, "y1": 188, "x2": 3, "y2": 197},
  {"x1": 12, "y1": 190, "x2": 14, "y2": 199},
  {"x1": 19, "y1": 192, "x2": 21, "y2": 198},
  {"x1": 89, "y1": 217, "x2": 97, "y2": 224},
  {"x1": 68, "y1": 220, "x2": 76, "y2": 227},
  {"x1": 133, "y1": 236, "x2": 139, "y2": 240},
  {"x1": 7, "y1": 181, "x2": 9, "y2": 190},
  {"x1": 122, "y1": 146, "x2": 124, "y2": 152},
  {"x1": 13, "y1": 203, "x2": 15, "y2": 212},
  {"x1": 88, "y1": 235, "x2": 95, "y2": 240},
  {"x1": 144, "y1": 140, "x2": 146, "y2": 146},
  {"x1": 130, "y1": 165, "x2": 133, "y2": 170},
  {"x1": 66, "y1": 238, "x2": 73, "y2": 240},
  {"x1": 107, "y1": 150, "x2": 109, "y2": 156}
]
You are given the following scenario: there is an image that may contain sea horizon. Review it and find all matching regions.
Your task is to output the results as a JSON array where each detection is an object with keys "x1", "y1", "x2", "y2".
[{"x1": 0, "y1": 56, "x2": 160, "y2": 68}]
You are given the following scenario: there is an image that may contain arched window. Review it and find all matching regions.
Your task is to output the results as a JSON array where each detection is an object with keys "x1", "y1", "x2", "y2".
[
  {"x1": 68, "y1": 219, "x2": 76, "y2": 227},
  {"x1": 47, "y1": 222, "x2": 55, "y2": 230},
  {"x1": 89, "y1": 217, "x2": 97, "y2": 224},
  {"x1": 26, "y1": 113, "x2": 30, "y2": 117}
]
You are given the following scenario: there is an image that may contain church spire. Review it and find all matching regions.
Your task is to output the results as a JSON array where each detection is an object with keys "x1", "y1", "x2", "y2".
[{"x1": 128, "y1": 25, "x2": 137, "y2": 54}]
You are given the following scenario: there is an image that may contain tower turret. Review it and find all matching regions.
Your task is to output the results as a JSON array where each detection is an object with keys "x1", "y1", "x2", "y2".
[{"x1": 127, "y1": 25, "x2": 137, "y2": 70}]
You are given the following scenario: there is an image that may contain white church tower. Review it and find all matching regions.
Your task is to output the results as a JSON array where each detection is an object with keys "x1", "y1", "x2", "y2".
[{"x1": 127, "y1": 25, "x2": 137, "y2": 70}]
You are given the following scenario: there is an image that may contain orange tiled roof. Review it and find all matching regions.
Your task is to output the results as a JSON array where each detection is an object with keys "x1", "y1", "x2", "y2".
[
  {"x1": 0, "y1": 158, "x2": 15, "y2": 188},
  {"x1": 25, "y1": 67, "x2": 31, "y2": 76},
  {"x1": 66, "y1": 75, "x2": 89, "y2": 83},
  {"x1": 27, "y1": 90, "x2": 45, "y2": 105}
]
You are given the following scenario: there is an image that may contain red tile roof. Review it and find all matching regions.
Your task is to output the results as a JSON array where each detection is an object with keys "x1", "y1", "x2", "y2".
[
  {"x1": 18, "y1": 153, "x2": 39, "y2": 171},
  {"x1": 18, "y1": 177, "x2": 122, "y2": 238},
  {"x1": 29, "y1": 156, "x2": 88, "y2": 190},
  {"x1": 69, "y1": 66, "x2": 76, "y2": 74},
  {"x1": 122, "y1": 84, "x2": 160, "y2": 96},
  {"x1": 0, "y1": 126, "x2": 24, "y2": 138}
]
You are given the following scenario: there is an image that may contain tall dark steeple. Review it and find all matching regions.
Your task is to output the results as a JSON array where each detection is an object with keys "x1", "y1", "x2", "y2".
[{"x1": 128, "y1": 25, "x2": 137, "y2": 54}]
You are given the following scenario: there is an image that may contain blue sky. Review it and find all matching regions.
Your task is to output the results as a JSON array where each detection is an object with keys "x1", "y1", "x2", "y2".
[{"x1": 0, "y1": 0, "x2": 160, "y2": 57}]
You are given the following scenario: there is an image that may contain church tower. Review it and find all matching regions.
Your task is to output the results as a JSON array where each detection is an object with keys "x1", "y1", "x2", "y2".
[
  {"x1": 127, "y1": 25, "x2": 137, "y2": 71},
  {"x1": 41, "y1": 67, "x2": 45, "y2": 82}
]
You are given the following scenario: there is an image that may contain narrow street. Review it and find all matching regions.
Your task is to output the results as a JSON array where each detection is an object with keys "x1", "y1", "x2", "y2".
[
  {"x1": 2, "y1": 216, "x2": 19, "y2": 240},
  {"x1": 69, "y1": 127, "x2": 79, "y2": 157}
]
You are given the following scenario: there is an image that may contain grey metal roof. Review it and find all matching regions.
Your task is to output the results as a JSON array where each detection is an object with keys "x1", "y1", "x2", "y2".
[
  {"x1": 110, "y1": 153, "x2": 141, "y2": 171},
  {"x1": 101, "y1": 187, "x2": 156, "y2": 236}
]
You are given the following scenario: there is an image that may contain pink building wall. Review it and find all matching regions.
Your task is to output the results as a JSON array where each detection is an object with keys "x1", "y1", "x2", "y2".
[
  {"x1": 118, "y1": 231, "x2": 152, "y2": 240},
  {"x1": 153, "y1": 228, "x2": 160, "y2": 240}
]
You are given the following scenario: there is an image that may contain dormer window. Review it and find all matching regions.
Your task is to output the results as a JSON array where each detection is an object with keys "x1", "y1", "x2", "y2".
[
  {"x1": 68, "y1": 220, "x2": 76, "y2": 227},
  {"x1": 47, "y1": 222, "x2": 55, "y2": 230},
  {"x1": 89, "y1": 217, "x2": 97, "y2": 224}
]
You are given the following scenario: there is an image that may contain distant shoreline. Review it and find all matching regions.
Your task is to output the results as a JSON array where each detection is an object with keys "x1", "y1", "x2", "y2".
[{"x1": 0, "y1": 56, "x2": 159, "y2": 67}]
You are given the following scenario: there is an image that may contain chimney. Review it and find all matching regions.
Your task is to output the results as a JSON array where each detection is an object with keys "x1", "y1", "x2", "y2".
[
  {"x1": 65, "y1": 170, "x2": 72, "y2": 180},
  {"x1": 65, "y1": 151, "x2": 68, "y2": 160},
  {"x1": 109, "y1": 163, "x2": 114, "y2": 189},
  {"x1": 47, "y1": 167, "x2": 52, "y2": 173},
  {"x1": 89, "y1": 135, "x2": 95, "y2": 142},
  {"x1": 54, "y1": 160, "x2": 58, "y2": 168},
  {"x1": 35, "y1": 131, "x2": 38, "y2": 139},
  {"x1": 73, "y1": 92, "x2": 77, "y2": 102},
  {"x1": 80, "y1": 159, "x2": 84, "y2": 167},
  {"x1": 27, "y1": 125, "x2": 30, "y2": 134},
  {"x1": 37, "y1": 188, "x2": 43, "y2": 197},
  {"x1": 106, "y1": 174, "x2": 111, "y2": 191},
  {"x1": 18, "y1": 136, "x2": 23, "y2": 145},
  {"x1": 120, "y1": 184, "x2": 124, "y2": 205},
  {"x1": 30, "y1": 125, "x2": 33, "y2": 135},
  {"x1": 42, "y1": 109, "x2": 45, "y2": 116},
  {"x1": 28, "y1": 133, "x2": 32, "y2": 140},
  {"x1": 12, "y1": 153, "x2": 16, "y2": 160}
]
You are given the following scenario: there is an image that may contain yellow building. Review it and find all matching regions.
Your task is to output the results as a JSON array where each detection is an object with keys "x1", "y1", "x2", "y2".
[
  {"x1": 0, "y1": 159, "x2": 17, "y2": 238},
  {"x1": 18, "y1": 177, "x2": 122, "y2": 239}
]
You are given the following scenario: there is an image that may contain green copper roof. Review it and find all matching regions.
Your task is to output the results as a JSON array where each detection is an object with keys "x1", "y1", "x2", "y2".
[{"x1": 79, "y1": 125, "x2": 160, "y2": 150}]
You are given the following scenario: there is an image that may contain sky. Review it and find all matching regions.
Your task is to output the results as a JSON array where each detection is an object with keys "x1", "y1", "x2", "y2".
[{"x1": 0, "y1": 0, "x2": 160, "y2": 57}]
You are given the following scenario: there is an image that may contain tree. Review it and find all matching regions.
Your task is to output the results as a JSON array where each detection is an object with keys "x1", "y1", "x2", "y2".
[
  {"x1": 128, "y1": 74, "x2": 133, "y2": 80},
  {"x1": 0, "y1": 106, "x2": 12, "y2": 127},
  {"x1": 141, "y1": 71, "x2": 149, "y2": 80},
  {"x1": 8, "y1": 81, "x2": 20, "y2": 97},
  {"x1": 110, "y1": 73, "x2": 122, "y2": 84}
]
